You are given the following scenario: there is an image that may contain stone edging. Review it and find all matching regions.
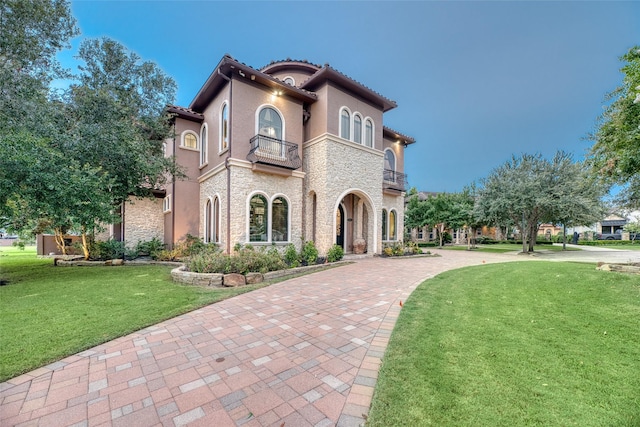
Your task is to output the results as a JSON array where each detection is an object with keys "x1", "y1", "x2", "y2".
[{"x1": 171, "y1": 261, "x2": 352, "y2": 288}]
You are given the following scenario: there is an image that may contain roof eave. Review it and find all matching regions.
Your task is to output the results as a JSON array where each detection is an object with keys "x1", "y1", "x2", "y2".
[
  {"x1": 383, "y1": 126, "x2": 416, "y2": 145},
  {"x1": 190, "y1": 55, "x2": 317, "y2": 111},
  {"x1": 300, "y1": 67, "x2": 397, "y2": 112}
]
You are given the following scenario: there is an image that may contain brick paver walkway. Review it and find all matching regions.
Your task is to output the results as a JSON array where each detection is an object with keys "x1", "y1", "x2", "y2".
[{"x1": 0, "y1": 249, "x2": 582, "y2": 427}]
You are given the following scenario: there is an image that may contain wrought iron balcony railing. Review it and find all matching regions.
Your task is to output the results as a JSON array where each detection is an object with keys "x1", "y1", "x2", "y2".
[
  {"x1": 383, "y1": 169, "x2": 408, "y2": 191},
  {"x1": 247, "y1": 135, "x2": 302, "y2": 170}
]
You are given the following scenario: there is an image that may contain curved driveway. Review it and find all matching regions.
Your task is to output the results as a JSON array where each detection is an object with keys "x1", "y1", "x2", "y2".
[{"x1": 1, "y1": 248, "x2": 637, "y2": 427}]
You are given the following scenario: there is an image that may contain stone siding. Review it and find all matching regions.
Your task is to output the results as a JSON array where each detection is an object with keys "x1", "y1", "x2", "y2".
[
  {"x1": 382, "y1": 193, "x2": 406, "y2": 242},
  {"x1": 124, "y1": 197, "x2": 164, "y2": 247},
  {"x1": 304, "y1": 134, "x2": 385, "y2": 255},
  {"x1": 200, "y1": 159, "x2": 303, "y2": 252}
]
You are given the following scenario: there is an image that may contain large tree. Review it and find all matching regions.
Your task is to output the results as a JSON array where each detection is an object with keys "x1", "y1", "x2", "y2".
[
  {"x1": 0, "y1": 0, "x2": 78, "y2": 134},
  {"x1": 587, "y1": 46, "x2": 640, "y2": 209},
  {"x1": 1, "y1": 2, "x2": 181, "y2": 257},
  {"x1": 475, "y1": 152, "x2": 606, "y2": 253}
]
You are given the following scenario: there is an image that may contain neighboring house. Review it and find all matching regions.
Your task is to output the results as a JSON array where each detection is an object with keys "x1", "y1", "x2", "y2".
[
  {"x1": 537, "y1": 223, "x2": 563, "y2": 239},
  {"x1": 108, "y1": 55, "x2": 415, "y2": 256}
]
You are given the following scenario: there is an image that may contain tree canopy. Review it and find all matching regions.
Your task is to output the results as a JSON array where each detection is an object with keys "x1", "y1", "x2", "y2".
[
  {"x1": 587, "y1": 46, "x2": 640, "y2": 209},
  {"x1": 475, "y1": 152, "x2": 606, "y2": 252},
  {"x1": 0, "y1": 1, "x2": 179, "y2": 257}
]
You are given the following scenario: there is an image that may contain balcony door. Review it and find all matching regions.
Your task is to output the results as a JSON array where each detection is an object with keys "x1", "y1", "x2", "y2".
[{"x1": 258, "y1": 107, "x2": 284, "y2": 157}]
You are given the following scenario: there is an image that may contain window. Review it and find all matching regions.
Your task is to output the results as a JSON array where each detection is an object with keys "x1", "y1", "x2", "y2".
[
  {"x1": 354, "y1": 115, "x2": 362, "y2": 144},
  {"x1": 204, "y1": 197, "x2": 220, "y2": 243},
  {"x1": 365, "y1": 119, "x2": 373, "y2": 147},
  {"x1": 417, "y1": 227, "x2": 424, "y2": 239},
  {"x1": 163, "y1": 195, "x2": 171, "y2": 213},
  {"x1": 183, "y1": 132, "x2": 197, "y2": 149},
  {"x1": 200, "y1": 124, "x2": 208, "y2": 166},
  {"x1": 382, "y1": 209, "x2": 388, "y2": 241},
  {"x1": 258, "y1": 107, "x2": 282, "y2": 140},
  {"x1": 340, "y1": 108, "x2": 350, "y2": 140},
  {"x1": 389, "y1": 210, "x2": 397, "y2": 240},
  {"x1": 220, "y1": 103, "x2": 229, "y2": 152},
  {"x1": 249, "y1": 194, "x2": 268, "y2": 242},
  {"x1": 384, "y1": 149, "x2": 396, "y2": 181},
  {"x1": 283, "y1": 76, "x2": 295, "y2": 86},
  {"x1": 271, "y1": 197, "x2": 288, "y2": 242}
]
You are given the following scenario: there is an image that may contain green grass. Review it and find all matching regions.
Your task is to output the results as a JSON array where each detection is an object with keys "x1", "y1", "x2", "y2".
[
  {"x1": 0, "y1": 247, "x2": 270, "y2": 381},
  {"x1": 439, "y1": 243, "x2": 580, "y2": 253},
  {"x1": 367, "y1": 261, "x2": 640, "y2": 427}
]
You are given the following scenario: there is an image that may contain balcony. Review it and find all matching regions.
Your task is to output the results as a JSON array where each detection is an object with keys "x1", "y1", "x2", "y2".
[
  {"x1": 247, "y1": 135, "x2": 302, "y2": 170},
  {"x1": 383, "y1": 169, "x2": 408, "y2": 192}
]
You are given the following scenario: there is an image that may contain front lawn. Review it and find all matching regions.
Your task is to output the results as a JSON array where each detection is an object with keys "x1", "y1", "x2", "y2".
[
  {"x1": 367, "y1": 261, "x2": 640, "y2": 426},
  {"x1": 0, "y1": 247, "x2": 269, "y2": 382}
]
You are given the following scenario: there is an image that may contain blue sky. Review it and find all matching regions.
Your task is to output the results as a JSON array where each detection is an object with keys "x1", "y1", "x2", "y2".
[{"x1": 61, "y1": 1, "x2": 639, "y2": 192}]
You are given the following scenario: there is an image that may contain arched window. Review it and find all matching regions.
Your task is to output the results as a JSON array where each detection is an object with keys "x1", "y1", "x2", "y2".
[
  {"x1": 271, "y1": 197, "x2": 288, "y2": 242},
  {"x1": 205, "y1": 197, "x2": 219, "y2": 243},
  {"x1": 220, "y1": 103, "x2": 229, "y2": 152},
  {"x1": 389, "y1": 210, "x2": 397, "y2": 240},
  {"x1": 340, "y1": 108, "x2": 350, "y2": 140},
  {"x1": 183, "y1": 132, "x2": 197, "y2": 149},
  {"x1": 204, "y1": 199, "x2": 212, "y2": 243},
  {"x1": 365, "y1": 119, "x2": 373, "y2": 147},
  {"x1": 258, "y1": 107, "x2": 282, "y2": 140},
  {"x1": 200, "y1": 123, "x2": 208, "y2": 166},
  {"x1": 249, "y1": 194, "x2": 268, "y2": 242},
  {"x1": 384, "y1": 149, "x2": 396, "y2": 182},
  {"x1": 354, "y1": 114, "x2": 362, "y2": 144},
  {"x1": 382, "y1": 209, "x2": 388, "y2": 241},
  {"x1": 283, "y1": 76, "x2": 295, "y2": 86}
]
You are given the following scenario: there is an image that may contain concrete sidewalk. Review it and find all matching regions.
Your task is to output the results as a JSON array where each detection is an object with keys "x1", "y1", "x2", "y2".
[{"x1": 0, "y1": 249, "x2": 632, "y2": 427}]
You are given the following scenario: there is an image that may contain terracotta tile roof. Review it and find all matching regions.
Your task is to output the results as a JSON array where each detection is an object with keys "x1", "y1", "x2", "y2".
[
  {"x1": 383, "y1": 126, "x2": 416, "y2": 145},
  {"x1": 166, "y1": 105, "x2": 204, "y2": 121},
  {"x1": 259, "y1": 58, "x2": 323, "y2": 71}
]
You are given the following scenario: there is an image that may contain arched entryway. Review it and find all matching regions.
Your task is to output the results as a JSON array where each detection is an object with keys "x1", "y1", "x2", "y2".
[{"x1": 333, "y1": 190, "x2": 375, "y2": 255}]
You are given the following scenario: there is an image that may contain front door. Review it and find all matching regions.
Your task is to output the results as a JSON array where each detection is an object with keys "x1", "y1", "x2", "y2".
[{"x1": 336, "y1": 205, "x2": 345, "y2": 248}]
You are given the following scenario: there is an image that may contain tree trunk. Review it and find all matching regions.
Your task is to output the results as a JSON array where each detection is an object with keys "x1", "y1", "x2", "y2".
[
  {"x1": 562, "y1": 224, "x2": 567, "y2": 250},
  {"x1": 80, "y1": 225, "x2": 90, "y2": 260},
  {"x1": 528, "y1": 223, "x2": 537, "y2": 252},
  {"x1": 53, "y1": 228, "x2": 67, "y2": 255},
  {"x1": 438, "y1": 224, "x2": 444, "y2": 247}
]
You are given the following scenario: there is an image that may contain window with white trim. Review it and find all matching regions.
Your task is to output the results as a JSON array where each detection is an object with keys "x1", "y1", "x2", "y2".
[
  {"x1": 382, "y1": 208, "x2": 388, "y2": 241},
  {"x1": 271, "y1": 197, "x2": 288, "y2": 242},
  {"x1": 200, "y1": 123, "x2": 208, "y2": 166},
  {"x1": 249, "y1": 194, "x2": 268, "y2": 242},
  {"x1": 163, "y1": 195, "x2": 171, "y2": 213},
  {"x1": 183, "y1": 132, "x2": 198, "y2": 149},
  {"x1": 389, "y1": 210, "x2": 397, "y2": 240},
  {"x1": 204, "y1": 197, "x2": 220, "y2": 243},
  {"x1": 365, "y1": 119, "x2": 373, "y2": 147},
  {"x1": 340, "y1": 108, "x2": 350, "y2": 140},
  {"x1": 354, "y1": 114, "x2": 362, "y2": 144},
  {"x1": 384, "y1": 149, "x2": 396, "y2": 182},
  {"x1": 220, "y1": 103, "x2": 229, "y2": 152}
]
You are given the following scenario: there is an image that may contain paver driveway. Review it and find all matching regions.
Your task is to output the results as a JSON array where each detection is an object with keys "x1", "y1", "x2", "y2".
[{"x1": 0, "y1": 248, "x2": 630, "y2": 427}]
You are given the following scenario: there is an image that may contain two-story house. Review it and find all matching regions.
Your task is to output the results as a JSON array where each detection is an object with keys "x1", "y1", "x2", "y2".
[{"x1": 117, "y1": 55, "x2": 415, "y2": 257}]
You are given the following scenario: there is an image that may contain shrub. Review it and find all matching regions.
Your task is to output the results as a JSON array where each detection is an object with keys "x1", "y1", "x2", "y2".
[
  {"x1": 327, "y1": 244, "x2": 344, "y2": 262},
  {"x1": 300, "y1": 240, "x2": 319, "y2": 266},
  {"x1": 186, "y1": 246, "x2": 286, "y2": 274},
  {"x1": 284, "y1": 243, "x2": 300, "y2": 267},
  {"x1": 135, "y1": 237, "x2": 166, "y2": 259},
  {"x1": 156, "y1": 235, "x2": 217, "y2": 261},
  {"x1": 89, "y1": 239, "x2": 125, "y2": 260},
  {"x1": 406, "y1": 241, "x2": 422, "y2": 254}
]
